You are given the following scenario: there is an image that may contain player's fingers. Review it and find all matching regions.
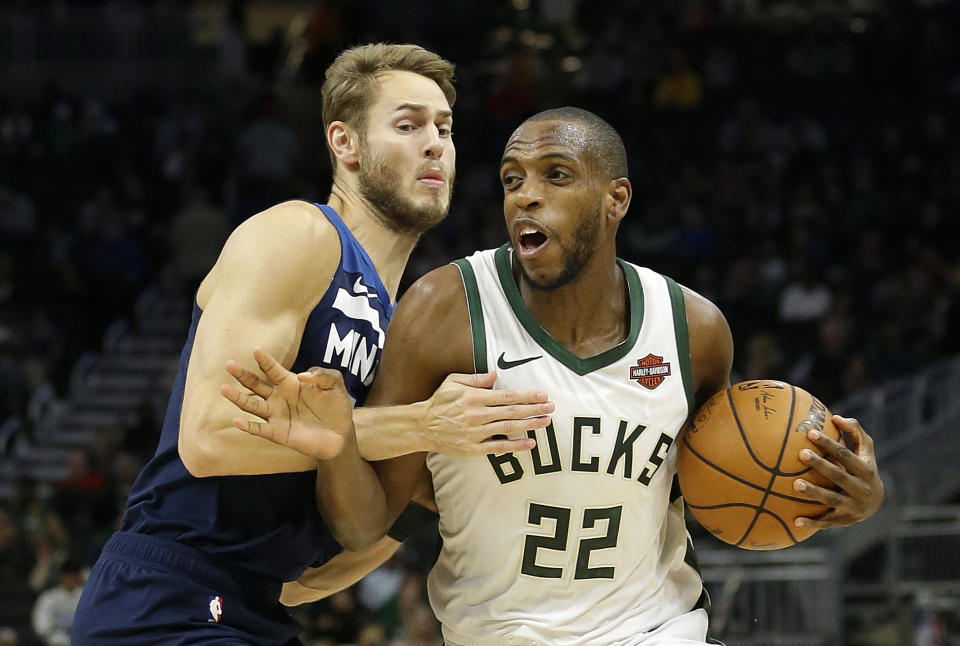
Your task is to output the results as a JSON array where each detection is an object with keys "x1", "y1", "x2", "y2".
[
  {"x1": 445, "y1": 372, "x2": 497, "y2": 389},
  {"x1": 477, "y1": 435, "x2": 537, "y2": 455},
  {"x1": 234, "y1": 418, "x2": 284, "y2": 446},
  {"x1": 836, "y1": 415, "x2": 876, "y2": 457},
  {"x1": 225, "y1": 360, "x2": 273, "y2": 399},
  {"x1": 481, "y1": 416, "x2": 552, "y2": 440},
  {"x1": 473, "y1": 388, "x2": 550, "y2": 407},
  {"x1": 799, "y1": 447, "x2": 863, "y2": 490},
  {"x1": 792, "y1": 477, "x2": 853, "y2": 509},
  {"x1": 804, "y1": 432, "x2": 870, "y2": 479},
  {"x1": 831, "y1": 414, "x2": 863, "y2": 449},
  {"x1": 253, "y1": 347, "x2": 292, "y2": 385},
  {"x1": 794, "y1": 511, "x2": 854, "y2": 531},
  {"x1": 472, "y1": 402, "x2": 555, "y2": 425},
  {"x1": 220, "y1": 384, "x2": 270, "y2": 419}
]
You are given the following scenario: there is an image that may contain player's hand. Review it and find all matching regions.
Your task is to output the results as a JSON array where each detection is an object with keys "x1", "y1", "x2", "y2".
[
  {"x1": 420, "y1": 372, "x2": 554, "y2": 456},
  {"x1": 220, "y1": 348, "x2": 355, "y2": 461},
  {"x1": 792, "y1": 415, "x2": 884, "y2": 530}
]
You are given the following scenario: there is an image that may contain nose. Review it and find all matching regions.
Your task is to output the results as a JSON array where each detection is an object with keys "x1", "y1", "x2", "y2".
[
  {"x1": 512, "y1": 180, "x2": 542, "y2": 211},
  {"x1": 422, "y1": 125, "x2": 444, "y2": 159}
]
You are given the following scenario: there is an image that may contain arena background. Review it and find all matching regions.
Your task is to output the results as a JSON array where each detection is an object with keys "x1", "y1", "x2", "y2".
[{"x1": 0, "y1": 1, "x2": 958, "y2": 644}]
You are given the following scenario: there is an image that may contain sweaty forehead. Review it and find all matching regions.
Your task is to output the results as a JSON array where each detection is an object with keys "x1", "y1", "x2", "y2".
[{"x1": 501, "y1": 120, "x2": 591, "y2": 164}]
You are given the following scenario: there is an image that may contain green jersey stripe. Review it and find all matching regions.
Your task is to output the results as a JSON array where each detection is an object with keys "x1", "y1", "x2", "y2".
[
  {"x1": 665, "y1": 276, "x2": 696, "y2": 417},
  {"x1": 453, "y1": 258, "x2": 488, "y2": 373},
  {"x1": 493, "y1": 244, "x2": 645, "y2": 376}
]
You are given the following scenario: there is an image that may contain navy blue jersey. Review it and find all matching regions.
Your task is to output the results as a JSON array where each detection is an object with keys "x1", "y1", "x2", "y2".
[{"x1": 120, "y1": 204, "x2": 394, "y2": 583}]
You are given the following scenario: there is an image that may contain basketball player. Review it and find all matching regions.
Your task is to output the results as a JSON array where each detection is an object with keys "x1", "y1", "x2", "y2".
[
  {"x1": 71, "y1": 44, "x2": 554, "y2": 645},
  {"x1": 227, "y1": 108, "x2": 884, "y2": 644}
]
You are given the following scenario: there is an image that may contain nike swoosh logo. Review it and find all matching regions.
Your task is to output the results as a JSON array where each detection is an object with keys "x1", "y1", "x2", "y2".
[{"x1": 497, "y1": 352, "x2": 542, "y2": 370}]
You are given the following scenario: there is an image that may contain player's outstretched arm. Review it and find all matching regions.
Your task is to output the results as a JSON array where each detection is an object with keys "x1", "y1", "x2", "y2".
[
  {"x1": 280, "y1": 465, "x2": 437, "y2": 606},
  {"x1": 792, "y1": 416, "x2": 884, "y2": 529},
  {"x1": 220, "y1": 348, "x2": 359, "y2": 461},
  {"x1": 221, "y1": 261, "x2": 553, "y2": 461},
  {"x1": 223, "y1": 264, "x2": 535, "y2": 543},
  {"x1": 222, "y1": 346, "x2": 391, "y2": 549},
  {"x1": 281, "y1": 535, "x2": 402, "y2": 606},
  {"x1": 353, "y1": 371, "x2": 552, "y2": 460},
  {"x1": 178, "y1": 200, "x2": 345, "y2": 477}
]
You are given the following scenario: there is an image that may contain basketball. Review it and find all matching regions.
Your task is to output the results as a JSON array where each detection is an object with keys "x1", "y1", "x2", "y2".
[{"x1": 677, "y1": 380, "x2": 842, "y2": 550}]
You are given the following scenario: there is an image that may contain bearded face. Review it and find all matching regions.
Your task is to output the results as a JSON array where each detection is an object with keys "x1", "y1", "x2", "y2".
[{"x1": 357, "y1": 137, "x2": 454, "y2": 235}]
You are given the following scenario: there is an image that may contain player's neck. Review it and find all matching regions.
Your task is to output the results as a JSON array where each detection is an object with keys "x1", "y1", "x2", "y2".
[
  {"x1": 517, "y1": 250, "x2": 629, "y2": 359},
  {"x1": 327, "y1": 184, "x2": 419, "y2": 301}
]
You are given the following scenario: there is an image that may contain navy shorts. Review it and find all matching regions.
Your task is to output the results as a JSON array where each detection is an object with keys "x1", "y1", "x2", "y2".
[{"x1": 72, "y1": 532, "x2": 303, "y2": 645}]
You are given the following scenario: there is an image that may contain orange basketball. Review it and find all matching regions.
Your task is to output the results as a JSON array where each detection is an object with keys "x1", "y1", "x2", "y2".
[{"x1": 676, "y1": 380, "x2": 841, "y2": 550}]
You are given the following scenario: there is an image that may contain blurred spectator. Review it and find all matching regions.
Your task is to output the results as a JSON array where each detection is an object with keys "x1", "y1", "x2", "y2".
[
  {"x1": 0, "y1": 184, "x2": 36, "y2": 239},
  {"x1": 357, "y1": 552, "x2": 407, "y2": 633},
  {"x1": 51, "y1": 451, "x2": 110, "y2": 561},
  {"x1": 0, "y1": 506, "x2": 33, "y2": 582},
  {"x1": 741, "y1": 334, "x2": 786, "y2": 382},
  {"x1": 30, "y1": 557, "x2": 84, "y2": 646},
  {"x1": 167, "y1": 186, "x2": 229, "y2": 294},
  {"x1": 27, "y1": 514, "x2": 68, "y2": 592},
  {"x1": 653, "y1": 49, "x2": 704, "y2": 111},
  {"x1": 216, "y1": 0, "x2": 249, "y2": 86},
  {"x1": 778, "y1": 260, "x2": 833, "y2": 357},
  {"x1": 232, "y1": 95, "x2": 301, "y2": 225},
  {"x1": 311, "y1": 590, "x2": 364, "y2": 644}
]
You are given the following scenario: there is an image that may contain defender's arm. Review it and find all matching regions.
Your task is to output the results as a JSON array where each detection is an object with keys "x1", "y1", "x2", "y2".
[{"x1": 178, "y1": 201, "x2": 340, "y2": 477}]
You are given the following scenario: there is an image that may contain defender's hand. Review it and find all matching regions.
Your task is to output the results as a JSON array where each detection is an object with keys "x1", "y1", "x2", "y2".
[
  {"x1": 220, "y1": 348, "x2": 355, "y2": 461},
  {"x1": 792, "y1": 416, "x2": 884, "y2": 530},
  {"x1": 421, "y1": 372, "x2": 554, "y2": 456}
]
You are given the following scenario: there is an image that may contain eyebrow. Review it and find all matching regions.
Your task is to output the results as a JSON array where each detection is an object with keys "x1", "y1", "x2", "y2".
[
  {"x1": 393, "y1": 103, "x2": 453, "y2": 119},
  {"x1": 500, "y1": 151, "x2": 579, "y2": 167}
]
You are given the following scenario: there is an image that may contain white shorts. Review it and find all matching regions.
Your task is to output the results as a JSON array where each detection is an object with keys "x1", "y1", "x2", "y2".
[{"x1": 442, "y1": 607, "x2": 714, "y2": 646}]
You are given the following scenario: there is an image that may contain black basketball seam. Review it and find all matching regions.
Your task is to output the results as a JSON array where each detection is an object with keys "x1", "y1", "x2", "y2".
[
  {"x1": 776, "y1": 464, "x2": 815, "y2": 477},
  {"x1": 686, "y1": 502, "x2": 797, "y2": 548},
  {"x1": 681, "y1": 436, "x2": 821, "y2": 505},
  {"x1": 686, "y1": 493, "x2": 822, "y2": 509},
  {"x1": 735, "y1": 384, "x2": 798, "y2": 547},
  {"x1": 745, "y1": 506, "x2": 797, "y2": 549},
  {"x1": 687, "y1": 502, "x2": 760, "y2": 510},
  {"x1": 726, "y1": 387, "x2": 776, "y2": 472}
]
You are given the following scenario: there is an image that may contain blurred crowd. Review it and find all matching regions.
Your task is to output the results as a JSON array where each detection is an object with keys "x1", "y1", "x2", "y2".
[{"x1": 1, "y1": 0, "x2": 959, "y2": 644}]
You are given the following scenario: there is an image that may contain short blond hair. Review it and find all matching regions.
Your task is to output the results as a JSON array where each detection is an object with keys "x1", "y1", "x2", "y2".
[{"x1": 322, "y1": 43, "x2": 456, "y2": 165}]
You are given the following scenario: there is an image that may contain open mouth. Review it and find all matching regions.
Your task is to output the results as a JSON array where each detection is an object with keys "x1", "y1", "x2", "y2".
[{"x1": 518, "y1": 225, "x2": 549, "y2": 254}]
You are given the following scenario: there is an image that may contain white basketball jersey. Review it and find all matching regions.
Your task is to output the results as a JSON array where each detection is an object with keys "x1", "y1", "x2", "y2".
[{"x1": 426, "y1": 246, "x2": 711, "y2": 646}]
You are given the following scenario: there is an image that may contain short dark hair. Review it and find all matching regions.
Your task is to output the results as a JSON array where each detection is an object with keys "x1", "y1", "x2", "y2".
[{"x1": 523, "y1": 107, "x2": 628, "y2": 180}]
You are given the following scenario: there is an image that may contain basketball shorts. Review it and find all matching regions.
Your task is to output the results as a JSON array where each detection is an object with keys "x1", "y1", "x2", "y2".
[
  {"x1": 72, "y1": 531, "x2": 303, "y2": 645},
  {"x1": 440, "y1": 607, "x2": 718, "y2": 646}
]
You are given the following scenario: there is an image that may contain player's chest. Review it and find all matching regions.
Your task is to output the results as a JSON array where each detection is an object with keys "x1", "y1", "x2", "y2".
[
  {"x1": 486, "y1": 368, "x2": 687, "y2": 490},
  {"x1": 300, "y1": 271, "x2": 392, "y2": 397}
]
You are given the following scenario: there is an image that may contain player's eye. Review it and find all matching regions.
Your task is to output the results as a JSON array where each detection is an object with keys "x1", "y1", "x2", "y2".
[
  {"x1": 396, "y1": 122, "x2": 417, "y2": 133},
  {"x1": 438, "y1": 125, "x2": 453, "y2": 137},
  {"x1": 501, "y1": 173, "x2": 522, "y2": 189}
]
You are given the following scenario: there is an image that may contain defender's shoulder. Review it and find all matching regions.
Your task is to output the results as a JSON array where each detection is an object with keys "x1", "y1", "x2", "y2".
[{"x1": 208, "y1": 201, "x2": 341, "y2": 309}]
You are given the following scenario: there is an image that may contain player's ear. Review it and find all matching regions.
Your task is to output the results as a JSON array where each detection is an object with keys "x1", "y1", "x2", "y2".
[
  {"x1": 327, "y1": 121, "x2": 361, "y2": 169},
  {"x1": 605, "y1": 177, "x2": 632, "y2": 224}
]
